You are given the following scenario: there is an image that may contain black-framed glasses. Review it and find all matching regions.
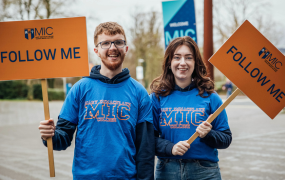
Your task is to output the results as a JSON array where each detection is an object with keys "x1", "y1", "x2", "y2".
[{"x1": 96, "y1": 40, "x2": 126, "y2": 49}]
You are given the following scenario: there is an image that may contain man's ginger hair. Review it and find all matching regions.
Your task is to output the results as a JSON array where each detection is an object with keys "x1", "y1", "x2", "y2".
[{"x1": 94, "y1": 22, "x2": 127, "y2": 46}]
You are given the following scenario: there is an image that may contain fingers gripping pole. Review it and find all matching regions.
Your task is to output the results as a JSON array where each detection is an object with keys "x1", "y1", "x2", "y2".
[
  {"x1": 187, "y1": 88, "x2": 241, "y2": 145},
  {"x1": 41, "y1": 79, "x2": 55, "y2": 177}
]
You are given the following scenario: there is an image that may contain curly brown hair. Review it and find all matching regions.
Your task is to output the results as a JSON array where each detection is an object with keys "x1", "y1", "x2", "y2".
[
  {"x1": 94, "y1": 22, "x2": 127, "y2": 45},
  {"x1": 150, "y1": 36, "x2": 214, "y2": 98}
]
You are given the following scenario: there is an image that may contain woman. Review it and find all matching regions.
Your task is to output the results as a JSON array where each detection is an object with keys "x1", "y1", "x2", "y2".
[{"x1": 150, "y1": 36, "x2": 232, "y2": 180}]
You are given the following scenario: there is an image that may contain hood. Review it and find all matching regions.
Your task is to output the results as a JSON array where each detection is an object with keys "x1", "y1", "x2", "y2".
[
  {"x1": 88, "y1": 65, "x2": 130, "y2": 84},
  {"x1": 174, "y1": 81, "x2": 197, "y2": 92}
]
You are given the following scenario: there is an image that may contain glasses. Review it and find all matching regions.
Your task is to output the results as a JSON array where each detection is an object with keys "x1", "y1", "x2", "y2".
[{"x1": 96, "y1": 40, "x2": 126, "y2": 49}]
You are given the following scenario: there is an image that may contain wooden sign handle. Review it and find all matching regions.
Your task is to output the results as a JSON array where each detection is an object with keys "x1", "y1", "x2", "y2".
[
  {"x1": 187, "y1": 88, "x2": 242, "y2": 145},
  {"x1": 41, "y1": 79, "x2": 55, "y2": 177}
]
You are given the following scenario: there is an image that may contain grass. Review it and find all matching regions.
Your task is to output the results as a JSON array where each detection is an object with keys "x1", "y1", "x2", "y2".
[
  {"x1": 0, "y1": 98, "x2": 28, "y2": 101},
  {"x1": 0, "y1": 98, "x2": 44, "y2": 102}
]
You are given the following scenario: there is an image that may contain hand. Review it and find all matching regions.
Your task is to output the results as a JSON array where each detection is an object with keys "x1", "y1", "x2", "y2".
[
  {"x1": 196, "y1": 115, "x2": 212, "y2": 138},
  {"x1": 172, "y1": 140, "x2": 190, "y2": 156},
  {"x1": 39, "y1": 118, "x2": 55, "y2": 141}
]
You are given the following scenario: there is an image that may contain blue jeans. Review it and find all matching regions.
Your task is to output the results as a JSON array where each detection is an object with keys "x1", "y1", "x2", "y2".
[
  {"x1": 226, "y1": 89, "x2": 232, "y2": 98},
  {"x1": 155, "y1": 159, "x2": 221, "y2": 180}
]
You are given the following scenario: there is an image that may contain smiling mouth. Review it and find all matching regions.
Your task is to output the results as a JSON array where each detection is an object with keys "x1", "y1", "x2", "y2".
[
  {"x1": 108, "y1": 54, "x2": 119, "y2": 58},
  {"x1": 178, "y1": 68, "x2": 188, "y2": 71}
]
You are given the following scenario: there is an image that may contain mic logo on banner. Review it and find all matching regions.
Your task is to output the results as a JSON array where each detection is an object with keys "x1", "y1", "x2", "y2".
[
  {"x1": 24, "y1": 28, "x2": 34, "y2": 40},
  {"x1": 24, "y1": 27, "x2": 54, "y2": 40},
  {"x1": 259, "y1": 47, "x2": 283, "y2": 72}
]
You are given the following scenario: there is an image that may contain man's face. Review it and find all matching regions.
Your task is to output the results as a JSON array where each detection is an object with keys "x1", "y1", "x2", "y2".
[{"x1": 94, "y1": 33, "x2": 128, "y2": 71}]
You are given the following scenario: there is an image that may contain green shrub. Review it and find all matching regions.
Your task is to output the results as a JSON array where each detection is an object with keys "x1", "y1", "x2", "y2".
[
  {"x1": 33, "y1": 84, "x2": 43, "y2": 100},
  {"x1": 33, "y1": 84, "x2": 64, "y2": 101},
  {"x1": 0, "y1": 81, "x2": 64, "y2": 100},
  {"x1": 0, "y1": 81, "x2": 28, "y2": 99},
  {"x1": 48, "y1": 88, "x2": 64, "y2": 101}
]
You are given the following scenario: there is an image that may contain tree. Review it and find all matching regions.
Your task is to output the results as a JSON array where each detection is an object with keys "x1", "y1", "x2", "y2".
[
  {"x1": 0, "y1": 0, "x2": 12, "y2": 21},
  {"x1": 124, "y1": 10, "x2": 164, "y2": 90},
  {"x1": 1, "y1": 0, "x2": 73, "y2": 21},
  {"x1": 213, "y1": 0, "x2": 284, "y2": 50}
]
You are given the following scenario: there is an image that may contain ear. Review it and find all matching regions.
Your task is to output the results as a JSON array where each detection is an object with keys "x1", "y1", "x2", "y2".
[
  {"x1": 94, "y1": 47, "x2": 100, "y2": 57},
  {"x1": 125, "y1": 45, "x2": 129, "y2": 54}
]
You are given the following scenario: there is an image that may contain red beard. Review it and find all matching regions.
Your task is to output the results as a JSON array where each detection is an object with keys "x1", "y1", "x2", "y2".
[
  {"x1": 100, "y1": 50, "x2": 125, "y2": 71},
  {"x1": 101, "y1": 57, "x2": 124, "y2": 71}
]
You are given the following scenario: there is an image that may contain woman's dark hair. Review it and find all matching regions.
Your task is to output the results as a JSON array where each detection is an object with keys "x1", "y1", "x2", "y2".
[{"x1": 150, "y1": 36, "x2": 214, "y2": 97}]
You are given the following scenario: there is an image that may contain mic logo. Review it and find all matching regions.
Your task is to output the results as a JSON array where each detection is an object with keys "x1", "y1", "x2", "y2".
[
  {"x1": 259, "y1": 47, "x2": 282, "y2": 72},
  {"x1": 24, "y1": 28, "x2": 34, "y2": 40},
  {"x1": 24, "y1": 27, "x2": 53, "y2": 40}
]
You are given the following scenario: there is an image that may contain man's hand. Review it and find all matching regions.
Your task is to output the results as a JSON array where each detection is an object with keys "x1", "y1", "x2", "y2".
[
  {"x1": 39, "y1": 118, "x2": 55, "y2": 141},
  {"x1": 196, "y1": 115, "x2": 213, "y2": 138},
  {"x1": 172, "y1": 140, "x2": 190, "y2": 156}
]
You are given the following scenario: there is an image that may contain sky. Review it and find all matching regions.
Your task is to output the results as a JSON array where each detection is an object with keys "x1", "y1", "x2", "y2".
[{"x1": 69, "y1": 0, "x2": 285, "y2": 61}]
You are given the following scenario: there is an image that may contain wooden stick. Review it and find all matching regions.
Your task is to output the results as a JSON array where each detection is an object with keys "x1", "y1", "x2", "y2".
[
  {"x1": 187, "y1": 88, "x2": 242, "y2": 145},
  {"x1": 41, "y1": 79, "x2": 55, "y2": 177}
]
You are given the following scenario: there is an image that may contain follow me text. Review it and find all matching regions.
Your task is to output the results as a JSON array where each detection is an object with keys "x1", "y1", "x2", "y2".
[
  {"x1": 1, "y1": 47, "x2": 81, "y2": 63},
  {"x1": 227, "y1": 46, "x2": 284, "y2": 103}
]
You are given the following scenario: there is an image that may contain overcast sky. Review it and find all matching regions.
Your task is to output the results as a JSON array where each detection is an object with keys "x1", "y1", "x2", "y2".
[{"x1": 69, "y1": 0, "x2": 285, "y2": 56}]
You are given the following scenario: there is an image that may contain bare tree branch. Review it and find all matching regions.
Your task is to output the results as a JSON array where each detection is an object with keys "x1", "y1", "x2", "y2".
[
  {"x1": 125, "y1": 10, "x2": 164, "y2": 89},
  {"x1": 213, "y1": 0, "x2": 284, "y2": 50}
]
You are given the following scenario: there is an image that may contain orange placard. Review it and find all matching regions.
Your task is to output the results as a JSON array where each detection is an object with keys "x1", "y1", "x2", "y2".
[
  {"x1": 0, "y1": 17, "x2": 89, "y2": 81},
  {"x1": 209, "y1": 20, "x2": 285, "y2": 119}
]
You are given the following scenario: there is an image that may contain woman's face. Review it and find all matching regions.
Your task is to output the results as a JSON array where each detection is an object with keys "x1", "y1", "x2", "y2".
[{"x1": 170, "y1": 45, "x2": 195, "y2": 84}]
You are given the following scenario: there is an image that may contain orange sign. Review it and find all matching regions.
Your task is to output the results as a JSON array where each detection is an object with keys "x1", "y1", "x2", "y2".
[
  {"x1": 0, "y1": 17, "x2": 89, "y2": 81},
  {"x1": 209, "y1": 20, "x2": 285, "y2": 119}
]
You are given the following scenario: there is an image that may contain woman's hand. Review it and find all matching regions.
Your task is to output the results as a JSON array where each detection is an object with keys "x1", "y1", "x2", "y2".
[
  {"x1": 196, "y1": 115, "x2": 213, "y2": 138},
  {"x1": 172, "y1": 140, "x2": 190, "y2": 156}
]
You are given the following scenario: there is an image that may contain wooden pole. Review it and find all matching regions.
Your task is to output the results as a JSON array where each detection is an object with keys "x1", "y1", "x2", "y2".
[
  {"x1": 187, "y1": 88, "x2": 241, "y2": 144},
  {"x1": 41, "y1": 79, "x2": 55, "y2": 177},
  {"x1": 204, "y1": 0, "x2": 214, "y2": 81}
]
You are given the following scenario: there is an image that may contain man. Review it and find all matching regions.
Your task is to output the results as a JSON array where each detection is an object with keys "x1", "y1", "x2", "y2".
[{"x1": 39, "y1": 22, "x2": 154, "y2": 180}]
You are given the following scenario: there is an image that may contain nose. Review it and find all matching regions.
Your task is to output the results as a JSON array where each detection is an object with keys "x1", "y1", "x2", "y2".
[
  {"x1": 109, "y1": 42, "x2": 117, "y2": 50},
  {"x1": 180, "y1": 57, "x2": 186, "y2": 65}
]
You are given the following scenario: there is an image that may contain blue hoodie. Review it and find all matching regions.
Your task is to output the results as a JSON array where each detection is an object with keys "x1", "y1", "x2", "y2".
[
  {"x1": 151, "y1": 82, "x2": 232, "y2": 162},
  {"x1": 42, "y1": 65, "x2": 155, "y2": 180}
]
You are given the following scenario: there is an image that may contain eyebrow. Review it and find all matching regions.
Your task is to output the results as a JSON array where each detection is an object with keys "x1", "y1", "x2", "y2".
[
  {"x1": 103, "y1": 39, "x2": 124, "y2": 41},
  {"x1": 174, "y1": 54, "x2": 193, "y2": 56}
]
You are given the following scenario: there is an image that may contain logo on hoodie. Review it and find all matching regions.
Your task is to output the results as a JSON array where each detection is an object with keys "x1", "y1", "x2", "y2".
[
  {"x1": 160, "y1": 107, "x2": 205, "y2": 129},
  {"x1": 84, "y1": 100, "x2": 131, "y2": 122}
]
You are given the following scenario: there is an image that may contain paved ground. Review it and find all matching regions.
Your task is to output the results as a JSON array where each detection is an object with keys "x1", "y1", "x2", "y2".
[
  {"x1": 0, "y1": 97, "x2": 284, "y2": 180},
  {"x1": 219, "y1": 97, "x2": 285, "y2": 180}
]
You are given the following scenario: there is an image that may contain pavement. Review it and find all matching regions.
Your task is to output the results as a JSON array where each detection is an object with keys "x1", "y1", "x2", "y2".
[
  {"x1": 219, "y1": 98, "x2": 285, "y2": 180},
  {"x1": 0, "y1": 96, "x2": 285, "y2": 180}
]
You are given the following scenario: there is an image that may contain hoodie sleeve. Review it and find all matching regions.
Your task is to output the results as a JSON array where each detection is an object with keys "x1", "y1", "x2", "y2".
[
  {"x1": 200, "y1": 128, "x2": 232, "y2": 149},
  {"x1": 42, "y1": 117, "x2": 77, "y2": 151},
  {"x1": 135, "y1": 91, "x2": 154, "y2": 180},
  {"x1": 150, "y1": 93, "x2": 175, "y2": 157},
  {"x1": 135, "y1": 121, "x2": 155, "y2": 180},
  {"x1": 199, "y1": 92, "x2": 232, "y2": 149},
  {"x1": 155, "y1": 130, "x2": 175, "y2": 157}
]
